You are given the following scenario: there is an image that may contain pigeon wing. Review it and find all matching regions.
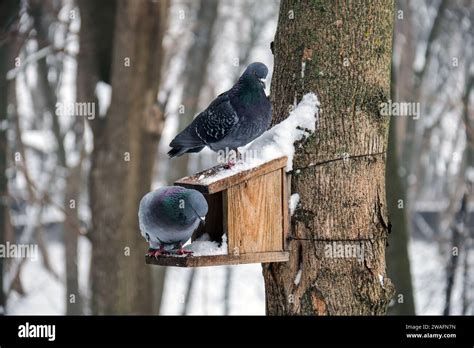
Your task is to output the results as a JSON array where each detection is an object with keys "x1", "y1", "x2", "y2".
[{"x1": 194, "y1": 93, "x2": 239, "y2": 145}]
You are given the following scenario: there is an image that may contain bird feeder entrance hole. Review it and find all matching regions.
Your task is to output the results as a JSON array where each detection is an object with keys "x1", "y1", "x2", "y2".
[{"x1": 146, "y1": 156, "x2": 290, "y2": 267}]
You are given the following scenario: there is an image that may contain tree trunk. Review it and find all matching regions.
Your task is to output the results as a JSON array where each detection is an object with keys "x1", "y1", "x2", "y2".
[
  {"x1": 386, "y1": 117, "x2": 415, "y2": 314},
  {"x1": 27, "y1": 0, "x2": 85, "y2": 314},
  {"x1": 64, "y1": 151, "x2": 84, "y2": 315},
  {"x1": 461, "y1": 73, "x2": 473, "y2": 315},
  {"x1": 385, "y1": 1, "x2": 416, "y2": 314},
  {"x1": 76, "y1": 0, "x2": 115, "y2": 314},
  {"x1": 263, "y1": 0, "x2": 395, "y2": 315},
  {"x1": 443, "y1": 195, "x2": 465, "y2": 315},
  {"x1": 89, "y1": 0, "x2": 169, "y2": 314},
  {"x1": 0, "y1": 0, "x2": 20, "y2": 314}
]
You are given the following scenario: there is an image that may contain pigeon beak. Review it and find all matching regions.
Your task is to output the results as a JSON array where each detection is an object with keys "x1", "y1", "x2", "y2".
[
  {"x1": 259, "y1": 77, "x2": 266, "y2": 89},
  {"x1": 199, "y1": 216, "x2": 206, "y2": 223}
]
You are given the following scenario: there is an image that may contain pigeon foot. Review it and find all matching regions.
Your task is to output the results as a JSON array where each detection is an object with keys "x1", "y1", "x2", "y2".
[
  {"x1": 223, "y1": 149, "x2": 241, "y2": 169},
  {"x1": 176, "y1": 243, "x2": 193, "y2": 256},
  {"x1": 153, "y1": 249, "x2": 170, "y2": 257},
  {"x1": 176, "y1": 248, "x2": 193, "y2": 256},
  {"x1": 147, "y1": 245, "x2": 170, "y2": 258},
  {"x1": 223, "y1": 161, "x2": 235, "y2": 169}
]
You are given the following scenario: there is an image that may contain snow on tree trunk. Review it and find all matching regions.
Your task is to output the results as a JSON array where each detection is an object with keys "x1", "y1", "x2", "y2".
[
  {"x1": 89, "y1": 0, "x2": 169, "y2": 314},
  {"x1": 262, "y1": 0, "x2": 395, "y2": 315}
]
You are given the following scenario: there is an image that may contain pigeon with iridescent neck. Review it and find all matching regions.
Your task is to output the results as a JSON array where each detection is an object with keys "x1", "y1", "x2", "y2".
[{"x1": 138, "y1": 186, "x2": 208, "y2": 257}]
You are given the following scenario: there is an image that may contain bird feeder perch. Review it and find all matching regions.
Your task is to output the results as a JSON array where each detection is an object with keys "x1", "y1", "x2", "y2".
[{"x1": 146, "y1": 156, "x2": 290, "y2": 267}]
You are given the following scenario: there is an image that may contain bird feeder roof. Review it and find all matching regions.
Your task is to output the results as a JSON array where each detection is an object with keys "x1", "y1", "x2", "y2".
[{"x1": 175, "y1": 156, "x2": 288, "y2": 194}]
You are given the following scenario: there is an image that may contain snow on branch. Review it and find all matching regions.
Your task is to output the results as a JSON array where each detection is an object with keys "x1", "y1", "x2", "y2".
[{"x1": 6, "y1": 46, "x2": 53, "y2": 80}]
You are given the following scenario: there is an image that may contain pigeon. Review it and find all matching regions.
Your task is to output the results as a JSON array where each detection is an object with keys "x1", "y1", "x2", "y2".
[
  {"x1": 168, "y1": 62, "x2": 272, "y2": 160},
  {"x1": 138, "y1": 186, "x2": 208, "y2": 257}
]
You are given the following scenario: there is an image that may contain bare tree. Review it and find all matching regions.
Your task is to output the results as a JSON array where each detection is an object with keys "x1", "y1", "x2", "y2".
[
  {"x1": 398, "y1": 0, "x2": 474, "y2": 314},
  {"x1": 0, "y1": 0, "x2": 21, "y2": 313},
  {"x1": 88, "y1": 0, "x2": 169, "y2": 314},
  {"x1": 175, "y1": 0, "x2": 219, "y2": 315},
  {"x1": 221, "y1": 0, "x2": 280, "y2": 314},
  {"x1": 386, "y1": 0, "x2": 416, "y2": 315},
  {"x1": 460, "y1": 72, "x2": 473, "y2": 315},
  {"x1": 170, "y1": 0, "x2": 219, "y2": 182},
  {"x1": 443, "y1": 193, "x2": 466, "y2": 315},
  {"x1": 25, "y1": 0, "x2": 85, "y2": 315}
]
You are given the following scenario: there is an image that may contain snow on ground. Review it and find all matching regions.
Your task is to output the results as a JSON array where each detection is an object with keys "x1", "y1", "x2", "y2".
[
  {"x1": 409, "y1": 238, "x2": 473, "y2": 315},
  {"x1": 160, "y1": 264, "x2": 265, "y2": 315},
  {"x1": 6, "y1": 234, "x2": 468, "y2": 315},
  {"x1": 409, "y1": 239, "x2": 445, "y2": 314},
  {"x1": 6, "y1": 235, "x2": 265, "y2": 315},
  {"x1": 6, "y1": 224, "x2": 465, "y2": 315},
  {"x1": 6, "y1": 237, "x2": 91, "y2": 315},
  {"x1": 199, "y1": 93, "x2": 320, "y2": 185}
]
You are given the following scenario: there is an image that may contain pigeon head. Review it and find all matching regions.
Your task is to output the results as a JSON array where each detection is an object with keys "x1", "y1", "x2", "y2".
[
  {"x1": 244, "y1": 62, "x2": 268, "y2": 89},
  {"x1": 185, "y1": 189, "x2": 209, "y2": 222},
  {"x1": 159, "y1": 187, "x2": 208, "y2": 226}
]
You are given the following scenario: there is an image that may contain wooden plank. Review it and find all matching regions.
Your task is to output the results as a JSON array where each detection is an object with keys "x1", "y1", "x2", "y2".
[
  {"x1": 226, "y1": 170, "x2": 283, "y2": 254},
  {"x1": 175, "y1": 156, "x2": 288, "y2": 194},
  {"x1": 145, "y1": 251, "x2": 290, "y2": 267},
  {"x1": 223, "y1": 189, "x2": 238, "y2": 256},
  {"x1": 282, "y1": 172, "x2": 290, "y2": 251}
]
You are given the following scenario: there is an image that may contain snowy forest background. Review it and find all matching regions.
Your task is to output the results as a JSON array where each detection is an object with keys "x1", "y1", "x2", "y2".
[{"x1": 0, "y1": 0, "x2": 473, "y2": 315}]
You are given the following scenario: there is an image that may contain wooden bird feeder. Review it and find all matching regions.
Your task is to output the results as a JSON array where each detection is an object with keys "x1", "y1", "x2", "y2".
[{"x1": 146, "y1": 156, "x2": 290, "y2": 267}]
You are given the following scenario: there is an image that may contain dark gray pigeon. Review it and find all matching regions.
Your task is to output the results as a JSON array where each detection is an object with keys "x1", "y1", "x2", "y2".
[
  {"x1": 168, "y1": 62, "x2": 272, "y2": 159},
  {"x1": 138, "y1": 186, "x2": 208, "y2": 257}
]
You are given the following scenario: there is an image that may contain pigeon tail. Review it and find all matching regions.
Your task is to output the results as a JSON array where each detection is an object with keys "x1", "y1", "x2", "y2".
[
  {"x1": 167, "y1": 147, "x2": 186, "y2": 158},
  {"x1": 168, "y1": 145, "x2": 205, "y2": 158}
]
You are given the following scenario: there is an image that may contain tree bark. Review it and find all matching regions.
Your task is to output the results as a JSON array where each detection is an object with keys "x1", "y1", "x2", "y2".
[
  {"x1": 263, "y1": 0, "x2": 395, "y2": 315},
  {"x1": 89, "y1": 0, "x2": 169, "y2": 314}
]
